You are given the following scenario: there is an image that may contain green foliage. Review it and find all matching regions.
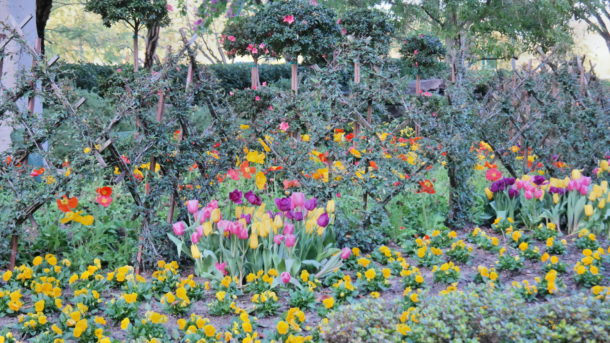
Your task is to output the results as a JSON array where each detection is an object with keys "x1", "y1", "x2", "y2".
[
  {"x1": 253, "y1": 0, "x2": 342, "y2": 64},
  {"x1": 84, "y1": 0, "x2": 170, "y2": 30},
  {"x1": 227, "y1": 87, "x2": 276, "y2": 120},
  {"x1": 400, "y1": 34, "x2": 447, "y2": 78},
  {"x1": 321, "y1": 288, "x2": 610, "y2": 343},
  {"x1": 221, "y1": 17, "x2": 271, "y2": 63},
  {"x1": 339, "y1": 8, "x2": 395, "y2": 65}
]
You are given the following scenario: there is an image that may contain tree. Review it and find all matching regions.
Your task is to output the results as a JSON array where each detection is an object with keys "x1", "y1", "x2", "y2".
[
  {"x1": 568, "y1": 0, "x2": 610, "y2": 54},
  {"x1": 36, "y1": 0, "x2": 53, "y2": 54},
  {"x1": 84, "y1": 0, "x2": 170, "y2": 71},
  {"x1": 390, "y1": 0, "x2": 572, "y2": 82}
]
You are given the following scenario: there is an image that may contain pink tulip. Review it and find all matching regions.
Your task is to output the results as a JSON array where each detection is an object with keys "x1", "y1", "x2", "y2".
[
  {"x1": 218, "y1": 220, "x2": 231, "y2": 233},
  {"x1": 172, "y1": 221, "x2": 186, "y2": 236},
  {"x1": 191, "y1": 231, "x2": 201, "y2": 244},
  {"x1": 273, "y1": 234, "x2": 285, "y2": 245},
  {"x1": 281, "y1": 272, "x2": 291, "y2": 284},
  {"x1": 340, "y1": 247, "x2": 351, "y2": 259},
  {"x1": 186, "y1": 200, "x2": 199, "y2": 214},
  {"x1": 283, "y1": 223, "x2": 294, "y2": 235},
  {"x1": 533, "y1": 188, "x2": 543, "y2": 200},
  {"x1": 196, "y1": 225, "x2": 204, "y2": 237},
  {"x1": 290, "y1": 192, "x2": 305, "y2": 209},
  {"x1": 215, "y1": 262, "x2": 227, "y2": 275},
  {"x1": 524, "y1": 190, "x2": 533, "y2": 200},
  {"x1": 238, "y1": 227, "x2": 249, "y2": 240},
  {"x1": 285, "y1": 234, "x2": 296, "y2": 247}
]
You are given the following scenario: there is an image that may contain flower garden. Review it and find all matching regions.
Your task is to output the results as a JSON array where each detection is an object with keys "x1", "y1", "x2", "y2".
[{"x1": 1, "y1": 0, "x2": 610, "y2": 342}]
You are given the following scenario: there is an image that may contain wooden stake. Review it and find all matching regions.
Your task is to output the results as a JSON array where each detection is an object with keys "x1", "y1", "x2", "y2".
[
  {"x1": 354, "y1": 61, "x2": 360, "y2": 84},
  {"x1": 291, "y1": 63, "x2": 298, "y2": 93}
]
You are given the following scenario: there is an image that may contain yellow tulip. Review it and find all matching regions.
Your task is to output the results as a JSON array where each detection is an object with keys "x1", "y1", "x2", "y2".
[
  {"x1": 584, "y1": 204, "x2": 594, "y2": 217},
  {"x1": 484, "y1": 188, "x2": 493, "y2": 200},
  {"x1": 255, "y1": 171, "x2": 266, "y2": 190},
  {"x1": 190, "y1": 244, "x2": 201, "y2": 259},
  {"x1": 249, "y1": 234, "x2": 259, "y2": 249}
]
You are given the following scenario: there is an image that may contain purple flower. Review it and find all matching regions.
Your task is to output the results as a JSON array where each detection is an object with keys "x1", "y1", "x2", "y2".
[
  {"x1": 289, "y1": 211, "x2": 304, "y2": 221},
  {"x1": 245, "y1": 191, "x2": 262, "y2": 205},
  {"x1": 549, "y1": 187, "x2": 566, "y2": 195},
  {"x1": 275, "y1": 197, "x2": 292, "y2": 212},
  {"x1": 317, "y1": 212, "x2": 330, "y2": 227},
  {"x1": 240, "y1": 214, "x2": 252, "y2": 225},
  {"x1": 490, "y1": 181, "x2": 504, "y2": 193},
  {"x1": 304, "y1": 198, "x2": 317, "y2": 211},
  {"x1": 229, "y1": 189, "x2": 243, "y2": 204},
  {"x1": 533, "y1": 175, "x2": 546, "y2": 186},
  {"x1": 508, "y1": 187, "x2": 520, "y2": 198}
]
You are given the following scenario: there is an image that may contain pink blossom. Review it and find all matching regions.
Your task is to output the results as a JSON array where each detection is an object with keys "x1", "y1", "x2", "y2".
[
  {"x1": 255, "y1": 96, "x2": 261, "y2": 101},
  {"x1": 290, "y1": 192, "x2": 305, "y2": 209},
  {"x1": 340, "y1": 247, "x2": 351, "y2": 259},
  {"x1": 413, "y1": 49, "x2": 419, "y2": 55},
  {"x1": 283, "y1": 15, "x2": 295, "y2": 24},
  {"x1": 186, "y1": 200, "x2": 199, "y2": 214},
  {"x1": 273, "y1": 234, "x2": 285, "y2": 245},
  {"x1": 283, "y1": 223, "x2": 294, "y2": 235},
  {"x1": 281, "y1": 272, "x2": 291, "y2": 284},
  {"x1": 262, "y1": 81, "x2": 267, "y2": 87},
  {"x1": 268, "y1": 105, "x2": 273, "y2": 110},
  {"x1": 96, "y1": 195, "x2": 113, "y2": 208},
  {"x1": 524, "y1": 190, "x2": 533, "y2": 200},
  {"x1": 285, "y1": 234, "x2": 296, "y2": 247},
  {"x1": 172, "y1": 221, "x2": 186, "y2": 236},
  {"x1": 238, "y1": 227, "x2": 249, "y2": 239},
  {"x1": 215, "y1": 262, "x2": 228, "y2": 275},
  {"x1": 279, "y1": 122, "x2": 290, "y2": 131},
  {"x1": 533, "y1": 188, "x2": 544, "y2": 200},
  {"x1": 196, "y1": 225, "x2": 204, "y2": 237},
  {"x1": 218, "y1": 220, "x2": 232, "y2": 234},
  {"x1": 227, "y1": 169, "x2": 240, "y2": 180},
  {"x1": 228, "y1": 35, "x2": 236, "y2": 42},
  {"x1": 191, "y1": 231, "x2": 201, "y2": 244},
  {"x1": 166, "y1": 4, "x2": 174, "y2": 11}
]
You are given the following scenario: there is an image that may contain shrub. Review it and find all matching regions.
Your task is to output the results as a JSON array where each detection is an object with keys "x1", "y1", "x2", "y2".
[
  {"x1": 339, "y1": 8, "x2": 396, "y2": 66},
  {"x1": 253, "y1": 0, "x2": 342, "y2": 64},
  {"x1": 321, "y1": 287, "x2": 610, "y2": 343},
  {"x1": 399, "y1": 34, "x2": 447, "y2": 78}
]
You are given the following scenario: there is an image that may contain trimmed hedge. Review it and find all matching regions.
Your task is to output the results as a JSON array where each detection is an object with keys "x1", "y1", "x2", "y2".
[
  {"x1": 320, "y1": 288, "x2": 610, "y2": 343},
  {"x1": 56, "y1": 62, "x2": 292, "y2": 93}
]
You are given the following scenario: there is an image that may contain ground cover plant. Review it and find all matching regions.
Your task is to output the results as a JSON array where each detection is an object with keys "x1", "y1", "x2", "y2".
[{"x1": 1, "y1": 0, "x2": 609, "y2": 342}]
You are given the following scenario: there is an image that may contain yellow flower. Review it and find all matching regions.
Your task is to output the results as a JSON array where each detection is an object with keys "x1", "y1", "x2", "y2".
[
  {"x1": 323, "y1": 297, "x2": 335, "y2": 309},
  {"x1": 249, "y1": 234, "x2": 259, "y2": 249},
  {"x1": 396, "y1": 323, "x2": 411, "y2": 335},
  {"x1": 120, "y1": 318, "x2": 130, "y2": 330},
  {"x1": 484, "y1": 188, "x2": 493, "y2": 200},
  {"x1": 584, "y1": 204, "x2": 594, "y2": 217},
  {"x1": 2, "y1": 270, "x2": 12, "y2": 282},
  {"x1": 35, "y1": 300, "x2": 45, "y2": 313},
  {"x1": 73, "y1": 319, "x2": 88, "y2": 338},
  {"x1": 246, "y1": 150, "x2": 265, "y2": 164},
  {"x1": 370, "y1": 291, "x2": 380, "y2": 298},
  {"x1": 190, "y1": 244, "x2": 201, "y2": 259},
  {"x1": 255, "y1": 171, "x2": 266, "y2": 190},
  {"x1": 301, "y1": 134, "x2": 310, "y2": 142},
  {"x1": 122, "y1": 293, "x2": 138, "y2": 304},
  {"x1": 203, "y1": 324, "x2": 216, "y2": 337},
  {"x1": 277, "y1": 320, "x2": 289, "y2": 335},
  {"x1": 364, "y1": 269, "x2": 376, "y2": 280}
]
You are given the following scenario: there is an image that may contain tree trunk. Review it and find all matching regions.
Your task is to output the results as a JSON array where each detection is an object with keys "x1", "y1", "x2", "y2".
[
  {"x1": 35, "y1": 0, "x2": 52, "y2": 55},
  {"x1": 133, "y1": 25, "x2": 139, "y2": 72},
  {"x1": 144, "y1": 23, "x2": 160, "y2": 69},
  {"x1": 291, "y1": 63, "x2": 298, "y2": 93}
]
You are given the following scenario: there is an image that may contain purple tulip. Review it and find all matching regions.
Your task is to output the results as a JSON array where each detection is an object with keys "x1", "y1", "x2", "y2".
[
  {"x1": 229, "y1": 189, "x2": 243, "y2": 204},
  {"x1": 508, "y1": 187, "x2": 520, "y2": 198},
  {"x1": 285, "y1": 234, "x2": 296, "y2": 247},
  {"x1": 340, "y1": 247, "x2": 351, "y2": 259},
  {"x1": 240, "y1": 214, "x2": 252, "y2": 225},
  {"x1": 533, "y1": 175, "x2": 546, "y2": 186},
  {"x1": 275, "y1": 197, "x2": 291, "y2": 212},
  {"x1": 172, "y1": 221, "x2": 186, "y2": 236},
  {"x1": 549, "y1": 187, "x2": 565, "y2": 195},
  {"x1": 186, "y1": 200, "x2": 199, "y2": 214},
  {"x1": 287, "y1": 211, "x2": 303, "y2": 222},
  {"x1": 304, "y1": 198, "x2": 317, "y2": 211},
  {"x1": 245, "y1": 191, "x2": 262, "y2": 205},
  {"x1": 317, "y1": 212, "x2": 330, "y2": 227}
]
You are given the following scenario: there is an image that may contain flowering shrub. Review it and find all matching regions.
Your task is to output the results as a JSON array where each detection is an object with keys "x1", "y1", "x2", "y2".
[
  {"x1": 253, "y1": 0, "x2": 341, "y2": 64},
  {"x1": 399, "y1": 34, "x2": 446, "y2": 78}
]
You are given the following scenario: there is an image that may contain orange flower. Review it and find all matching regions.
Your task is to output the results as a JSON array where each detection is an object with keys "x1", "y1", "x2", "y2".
[
  {"x1": 57, "y1": 196, "x2": 78, "y2": 213},
  {"x1": 267, "y1": 166, "x2": 283, "y2": 172},
  {"x1": 240, "y1": 161, "x2": 256, "y2": 179},
  {"x1": 417, "y1": 180, "x2": 435, "y2": 194},
  {"x1": 96, "y1": 186, "x2": 113, "y2": 197},
  {"x1": 30, "y1": 168, "x2": 45, "y2": 177},
  {"x1": 369, "y1": 161, "x2": 378, "y2": 169}
]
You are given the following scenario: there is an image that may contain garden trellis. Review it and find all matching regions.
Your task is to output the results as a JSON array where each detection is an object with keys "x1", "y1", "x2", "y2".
[{"x1": 0, "y1": 17, "x2": 237, "y2": 272}]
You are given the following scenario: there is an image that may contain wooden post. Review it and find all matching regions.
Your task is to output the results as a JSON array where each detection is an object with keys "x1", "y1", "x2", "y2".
[
  {"x1": 354, "y1": 61, "x2": 360, "y2": 84},
  {"x1": 415, "y1": 74, "x2": 421, "y2": 95},
  {"x1": 291, "y1": 63, "x2": 298, "y2": 93}
]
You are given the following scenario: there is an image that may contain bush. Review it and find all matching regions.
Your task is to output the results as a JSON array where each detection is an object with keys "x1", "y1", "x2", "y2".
[{"x1": 321, "y1": 287, "x2": 610, "y2": 343}]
